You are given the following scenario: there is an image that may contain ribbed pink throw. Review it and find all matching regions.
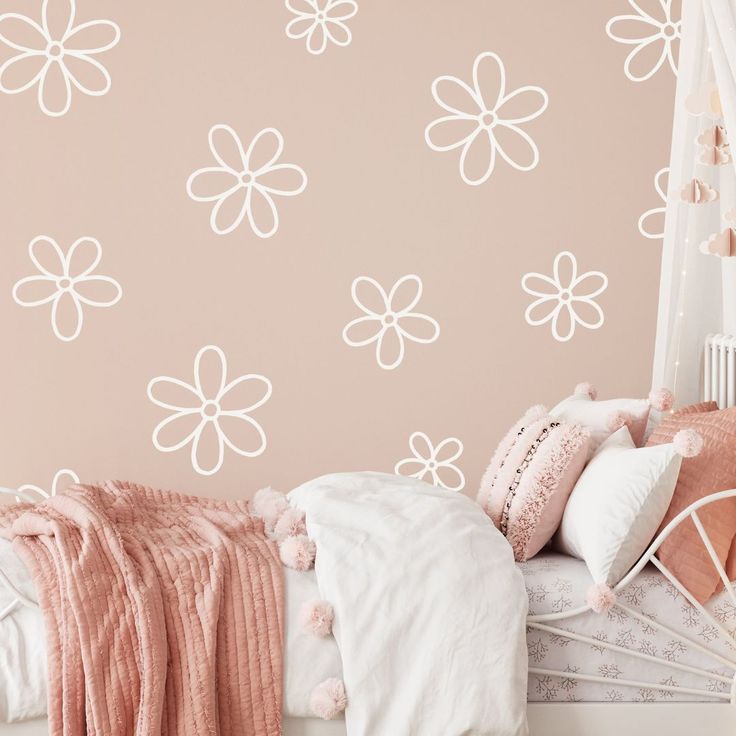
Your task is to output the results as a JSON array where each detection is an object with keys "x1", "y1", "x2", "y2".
[{"x1": 0, "y1": 481, "x2": 284, "y2": 736}]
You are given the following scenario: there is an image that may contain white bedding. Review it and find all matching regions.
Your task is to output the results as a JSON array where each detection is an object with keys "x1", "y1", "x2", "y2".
[
  {"x1": 0, "y1": 541, "x2": 46, "y2": 723},
  {"x1": 289, "y1": 472, "x2": 529, "y2": 736},
  {"x1": 0, "y1": 540, "x2": 341, "y2": 723},
  {"x1": 5, "y1": 475, "x2": 735, "y2": 729},
  {"x1": 522, "y1": 553, "x2": 736, "y2": 703},
  {"x1": 2, "y1": 473, "x2": 530, "y2": 734}
]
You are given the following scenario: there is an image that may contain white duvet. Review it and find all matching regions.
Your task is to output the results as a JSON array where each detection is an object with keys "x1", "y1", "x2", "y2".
[{"x1": 290, "y1": 472, "x2": 529, "y2": 736}]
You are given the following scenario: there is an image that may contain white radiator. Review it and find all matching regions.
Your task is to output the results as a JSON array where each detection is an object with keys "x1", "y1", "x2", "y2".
[{"x1": 704, "y1": 334, "x2": 736, "y2": 408}]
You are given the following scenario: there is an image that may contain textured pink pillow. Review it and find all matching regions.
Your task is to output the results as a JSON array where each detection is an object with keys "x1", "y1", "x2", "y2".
[
  {"x1": 478, "y1": 407, "x2": 590, "y2": 561},
  {"x1": 647, "y1": 404, "x2": 736, "y2": 603}
]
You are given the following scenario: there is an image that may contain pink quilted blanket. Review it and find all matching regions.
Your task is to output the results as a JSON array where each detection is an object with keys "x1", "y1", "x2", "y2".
[{"x1": 0, "y1": 481, "x2": 284, "y2": 736}]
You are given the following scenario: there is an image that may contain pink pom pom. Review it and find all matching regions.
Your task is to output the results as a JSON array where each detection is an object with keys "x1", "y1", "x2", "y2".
[
  {"x1": 310, "y1": 678, "x2": 347, "y2": 720},
  {"x1": 574, "y1": 382, "x2": 597, "y2": 400},
  {"x1": 649, "y1": 387, "x2": 674, "y2": 412},
  {"x1": 587, "y1": 583, "x2": 616, "y2": 614},
  {"x1": 252, "y1": 487, "x2": 288, "y2": 531},
  {"x1": 673, "y1": 428, "x2": 704, "y2": 458},
  {"x1": 607, "y1": 410, "x2": 632, "y2": 433},
  {"x1": 274, "y1": 508, "x2": 307, "y2": 540},
  {"x1": 279, "y1": 534, "x2": 316, "y2": 571},
  {"x1": 524, "y1": 404, "x2": 548, "y2": 421},
  {"x1": 301, "y1": 599, "x2": 335, "y2": 637}
]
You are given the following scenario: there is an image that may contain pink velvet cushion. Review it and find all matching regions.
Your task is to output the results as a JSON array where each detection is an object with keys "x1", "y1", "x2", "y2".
[
  {"x1": 478, "y1": 407, "x2": 590, "y2": 561},
  {"x1": 646, "y1": 403, "x2": 736, "y2": 603}
]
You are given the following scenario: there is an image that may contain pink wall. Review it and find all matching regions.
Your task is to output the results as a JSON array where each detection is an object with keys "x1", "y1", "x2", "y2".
[{"x1": 0, "y1": 0, "x2": 678, "y2": 498}]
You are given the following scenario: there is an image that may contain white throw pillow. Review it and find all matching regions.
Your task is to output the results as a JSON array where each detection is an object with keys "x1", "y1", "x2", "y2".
[
  {"x1": 555, "y1": 427, "x2": 682, "y2": 585},
  {"x1": 550, "y1": 392, "x2": 650, "y2": 453}
]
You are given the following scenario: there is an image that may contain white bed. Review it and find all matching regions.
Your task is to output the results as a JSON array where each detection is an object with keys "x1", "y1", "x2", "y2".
[
  {"x1": 4, "y1": 549, "x2": 736, "y2": 734},
  {"x1": 4, "y1": 485, "x2": 736, "y2": 735}
]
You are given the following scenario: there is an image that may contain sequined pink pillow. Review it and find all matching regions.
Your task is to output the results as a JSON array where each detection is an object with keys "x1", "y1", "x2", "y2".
[{"x1": 477, "y1": 405, "x2": 590, "y2": 561}]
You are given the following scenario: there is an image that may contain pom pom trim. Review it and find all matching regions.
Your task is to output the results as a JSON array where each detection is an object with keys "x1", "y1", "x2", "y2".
[
  {"x1": 300, "y1": 599, "x2": 335, "y2": 637},
  {"x1": 310, "y1": 678, "x2": 347, "y2": 720},
  {"x1": 607, "y1": 410, "x2": 632, "y2": 433},
  {"x1": 279, "y1": 534, "x2": 316, "y2": 571},
  {"x1": 587, "y1": 583, "x2": 616, "y2": 614},
  {"x1": 574, "y1": 382, "x2": 597, "y2": 400},
  {"x1": 252, "y1": 487, "x2": 289, "y2": 532},
  {"x1": 649, "y1": 387, "x2": 675, "y2": 412},
  {"x1": 673, "y1": 428, "x2": 704, "y2": 458},
  {"x1": 273, "y1": 507, "x2": 307, "y2": 540}
]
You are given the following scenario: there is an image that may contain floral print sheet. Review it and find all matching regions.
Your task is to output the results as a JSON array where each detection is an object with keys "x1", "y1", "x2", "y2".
[{"x1": 521, "y1": 552, "x2": 736, "y2": 702}]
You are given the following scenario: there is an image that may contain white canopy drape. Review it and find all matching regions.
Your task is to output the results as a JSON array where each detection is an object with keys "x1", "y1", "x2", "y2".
[{"x1": 652, "y1": 0, "x2": 736, "y2": 403}]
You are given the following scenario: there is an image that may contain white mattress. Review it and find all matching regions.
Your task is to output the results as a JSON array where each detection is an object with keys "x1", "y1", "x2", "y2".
[{"x1": 2, "y1": 543, "x2": 736, "y2": 725}]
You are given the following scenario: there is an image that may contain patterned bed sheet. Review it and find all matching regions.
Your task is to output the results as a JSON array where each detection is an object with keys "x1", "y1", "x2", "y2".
[{"x1": 521, "y1": 552, "x2": 736, "y2": 702}]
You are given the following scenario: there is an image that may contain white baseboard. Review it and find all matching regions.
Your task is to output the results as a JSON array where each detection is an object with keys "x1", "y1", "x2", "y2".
[
  {"x1": 4, "y1": 705, "x2": 736, "y2": 736},
  {"x1": 527, "y1": 702, "x2": 736, "y2": 735}
]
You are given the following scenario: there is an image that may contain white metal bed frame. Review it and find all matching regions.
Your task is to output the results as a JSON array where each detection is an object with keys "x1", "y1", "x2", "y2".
[
  {"x1": 528, "y1": 488, "x2": 736, "y2": 705},
  {"x1": 3, "y1": 486, "x2": 736, "y2": 735}
]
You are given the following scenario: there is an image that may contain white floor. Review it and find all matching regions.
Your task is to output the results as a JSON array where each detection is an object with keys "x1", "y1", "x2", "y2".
[{"x1": 4, "y1": 705, "x2": 736, "y2": 736}]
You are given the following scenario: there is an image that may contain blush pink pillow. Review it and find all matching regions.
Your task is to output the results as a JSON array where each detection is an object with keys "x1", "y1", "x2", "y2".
[
  {"x1": 647, "y1": 403, "x2": 736, "y2": 603},
  {"x1": 477, "y1": 406, "x2": 590, "y2": 561}
]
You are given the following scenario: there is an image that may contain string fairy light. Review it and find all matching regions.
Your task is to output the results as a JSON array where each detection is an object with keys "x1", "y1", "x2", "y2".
[{"x1": 669, "y1": 235, "x2": 691, "y2": 410}]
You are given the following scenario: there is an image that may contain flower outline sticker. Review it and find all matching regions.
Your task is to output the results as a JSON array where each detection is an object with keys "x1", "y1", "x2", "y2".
[
  {"x1": 425, "y1": 51, "x2": 549, "y2": 186},
  {"x1": 342, "y1": 274, "x2": 440, "y2": 370},
  {"x1": 17, "y1": 468, "x2": 79, "y2": 502},
  {"x1": 187, "y1": 124, "x2": 307, "y2": 239},
  {"x1": 638, "y1": 167, "x2": 669, "y2": 239},
  {"x1": 395, "y1": 432, "x2": 465, "y2": 491},
  {"x1": 0, "y1": 0, "x2": 121, "y2": 117},
  {"x1": 522, "y1": 251, "x2": 608, "y2": 342},
  {"x1": 285, "y1": 0, "x2": 358, "y2": 55},
  {"x1": 12, "y1": 235, "x2": 122, "y2": 342},
  {"x1": 606, "y1": 1, "x2": 681, "y2": 82},
  {"x1": 147, "y1": 345, "x2": 272, "y2": 476}
]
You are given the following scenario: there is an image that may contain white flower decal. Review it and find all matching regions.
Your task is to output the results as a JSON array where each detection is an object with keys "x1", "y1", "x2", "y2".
[
  {"x1": 395, "y1": 432, "x2": 465, "y2": 491},
  {"x1": 424, "y1": 51, "x2": 548, "y2": 186},
  {"x1": 522, "y1": 251, "x2": 608, "y2": 343},
  {"x1": 12, "y1": 235, "x2": 122, "y2": 342},
  {"x1": 285, "y1": 0, "x2": 358, "y2": 55},
  {"x1": 606, "y1": 1, "x2": 680, "y2": 82},
  {"x1": 17, "y1": 468, "x2": 79, "y2": 502},
  {"x1": 147, "y1": 345, "x2": 272, "y2": 476},
  {"x1": 342, "y1": 275, "x2": 440, "y2": 370},
  {"x1": 638, "y1": 167, "x2": 669, "y2": 239},
  {"x1": 0, "y1": 0, "x2": 120, "y2": 117},
  {"x1": 186, "y1": 124, "x2": 307, "y2": 239}
]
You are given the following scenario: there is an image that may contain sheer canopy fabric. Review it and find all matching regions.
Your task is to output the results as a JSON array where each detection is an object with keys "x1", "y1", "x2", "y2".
[{"x1": 653, "y1": 0, "x2": 736, "y2": 402}]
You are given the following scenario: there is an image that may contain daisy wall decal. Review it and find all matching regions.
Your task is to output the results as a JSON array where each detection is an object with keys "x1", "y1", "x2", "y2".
[
  {"x1": 606, "y1": 0, "x2": 680, "y2": 82},
  {"x1": 521, "y1": 251, "x2": 608, "y2": 343},
  {"x1": 0, "y1": 0, "x2": 120, "y2": 117},
  {"x1": 342, "y1": 274, "x2": 440, "y2": 370},
  {"x1": 425, "y1": 51, "x2": 548, "y2": 186},
  {"x1": 12, "y1": 235, "x2": 122, "y2": 342},
  {"x1": 186, "y1": 124, "x2": 307, "y2": 239},
  {"x1": 147, "y1": 345, "x2": 272, "y2": 476},
  {"x1": 638, "y1": 167, "x2": 669, "y2": 239},
  {"x1": 285, "y1": 0, "x2": 358, "y2": 55},
  {"x1": 394, "y1": 432, "x2": 465, "y2": 491},
  {"x1": 17, "y1": 468, "x2": 79, "y2": 502}
]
